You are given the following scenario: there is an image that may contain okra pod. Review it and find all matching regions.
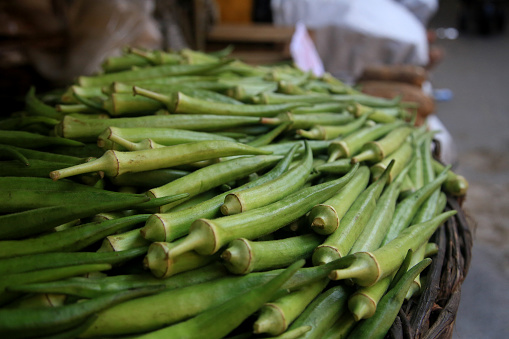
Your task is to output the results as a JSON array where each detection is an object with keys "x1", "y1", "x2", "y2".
[
  {"x1": 0, "y1": 286, "x2": 163, "y2": 338},
  {"x1": 295, "y1": 112, "x2": 370, "y2": 140},
  {"x1": 0, "y1": 214, "x2": 150, "y2": 259},
  {"x1": 144, "y1": 241, "x2": 218, "y2": 278},
  {"x1": 327, "y1": 121, "x2": 404, "y2": 162},
  {"x1": 147, "y1": 154, "x2": 282, "y2": 212},
  {"x1": 308, "y1": 165, "x2": 370, "y2": 235},
  {"x1": 263, "y1": 112, "x2": 355, "y2": 130},
  {"x1": 0, "y1": 194, "x2": 148, "y2": 240},
  {"x1": 253, "y1": 278, "x2": 329, "y2": 335},
  {"x1": 221, "y1": 233, "x2": 323, "y2": 275},
  {"x1": 220, "y1": 141, "x2": 312, "y2": 215},
  {"x1": 328, "y1": 210, "x2": 456, "y2": 285},
  {"x1": 96, "y1": 228, "x2": 151, "y2": 252},
  {"x1": 351, "y1": 125, "x2": 414, "y2": 164},
  {"x1": 0, "y1": 247, "x2": 147, "y2": 275},
  {"x1": 312, "y1": 161, "x2": 393, "y2": 266},
  {"x1": 49, "y1": 140, "x2": 272, "y2": 180},
  {"x1": 0, "y1": 263, "x2": 112, "y2": 303},
  {"x1": 0, "y1": 130, "x2": 84, "y2": 149},
  {"x1": 314, "y1": 158, "x2": 353, "y2": 175},
  {"x1": 370, "y1": 140, "x2": 414, "y2": 183},
  {"x1": 284, "y1": 285, "x2": 351, "y2": 339},
  {"x1": 97, "y1": 126, "x2": 235, "y2": 150},
  {"x1": 431, "y1": 158, "x2": 469, "y2": 196},
  {"x1": 349, "y1": 161, "x2": 413, "y2": 254},
  {"x1": 11, "y1": 262, "x2": 228, "y2": 299},
  {"x1": 134, "y1": 88, "x2": 307, "y2": 117},
  {"x1": 382, "y1": 166, "x2": 450, "y2": 245},
  {"x1": 55, "y1": 114, "x2": 261, "y2": 141}
]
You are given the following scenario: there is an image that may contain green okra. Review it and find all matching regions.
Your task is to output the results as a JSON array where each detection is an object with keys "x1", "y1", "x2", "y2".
[
  {"x1": 166, "y1": 164, "x2": 359, "y2": 257},
  {"x1": 327, "y1": 121, "x2": 404, "y2": 162},
  {"x1": 0, "y1": 286, "x2": 163, "y2": 338},
  {"x1": 147, "y1": 154, "x2": 282, "y2": 212},
  {"x1": 262, "y1": 112, "x2": 355, "y2": 130},
  {"x1": 0, "y1": 130, "x2": 84, "y2": 149},
  {"x1": 136, "y1": 260, "x2": 305, "y2": 339},
  {"x1": 49, "y1": 140, "x2": 272, "y2": 180},
  {"x1": 431, "y1": 158, "x2": 469, "y2": 196},
  {"x1": 246, "y1": 122, "x2": 291, "y2": 147},
  {"x1": 295, "y1": 112, "x2": 371, "y2": 140},
  {"x1": 253, "y1": 278, "x2": 329, "y2": 336},
  {"x1": 55, "y1": 114, "x2": 261, "y2": 141},
  {"x1": 349, "y1": 161, "x2": 413, "y2": 254},
  {"x1": 0, "y1": 159, "x2": 84, "y2": 178},
  {"x1": 11, "y1": 262, "x2": 229, "y2": 299},
  {"x1": 328, "y1": 210, "x2": 456, "y2": 286},
  {"x1": 109, "y1": 168, "x2": 189, "y2": 188},
  {"x1": 347, "y1": 275, "x2": 392, "y2": 321},
  {"x1": 284, "y1": 285, "x2": 351, "y2": 339},
  {"x1": 80, "y1": 259, "x2": 347, "y2": 337},
  {"x1": 0, "y1": 184, "x2": 183, "y2": 213},
  {"x1": 308, "y1": 165, "x2": 371, "y2": 235},
  {"x1": 144, "y1": 241, "x2": 219, "y2": 279},
  {"x1": 127, "y1": 47, "x2": 182, "y2": 65},
  {"x1": 370, "y1": 140, "x2": 414, "y2": 183},
  {"x1": 314, "y1": 158, "x2": 353, "y2": 175},
  {"x1": 220, "y1": 141, "x2": 312, "y2": 215},
  {"x1": 133, "y1": 88, "x2": 307, "y2": 117},
  {"x1": 0, "y1": 145, "x2": 87, "y2": 165},
  {"x1": 259, "y1": 140, "x2": 331, "y2": 156},
  {"x1": 0, "y1": 115, "x2": 59, "y2": 131},
  {"x1": 311, "y1": 161, "x2": 393, "y2": 266},
  {"x1": 220, "y1": 233, "x2": 323, "y2": 275},
  {"x1": 141, "y1": 144, "x2": 300, "y2": 242},
  {"x1": 0, "y1": 214, "x2": 150, "y2": 259},
  {"x1": 382, "y1": 165, "x2": 450, "y2": 245},
  {"x1": 0, "y1": 247, "x2": 147, "y2": 275},
  {"x1": 347, "y1": 258, "x2": 432, "y2": 339},
  {"x1": 25, "y1": 86, "x2": 63, "y2": 120},
  {"x1": 0, "y1": 144, "x2": 30, "y2": 166},
  {"x1": 78, "y1": 59, "x2": 233, "y2": 87},
  {"x1": 322, "y1": 312, "x2": 357, "y2": 339},
  {"x1": 0, "y1": 193, "x2": 149, "y2": 240},
  {"x1": 102, "y1": 93, "x2": 164, "y2": 116},
  {"x1": 0, "y1": 263, "x2": 112, "y2": 303},
  {"x1": 101, "y1": 53, "x2": 152, "y2": 72},
  {"x1": 225, "y1": 82, "x2": 278, "y2": 102},
  {"x1": 96, "y1": 228, "x2": 151, "y2": 252},
  {"x1": 351, "y1": 125, "x2": 414, "y2": 164},
  {"x1": 349, "y1": 102, "x2": 404, "y2": 123},
  {"x1": 291, "y1": 102, "x2": 351, "y2": 114}
]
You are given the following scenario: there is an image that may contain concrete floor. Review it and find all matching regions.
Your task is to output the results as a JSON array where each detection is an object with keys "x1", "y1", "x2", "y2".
[{"x1": 427, "y1": 1, "x2": 509, "y2": 338}]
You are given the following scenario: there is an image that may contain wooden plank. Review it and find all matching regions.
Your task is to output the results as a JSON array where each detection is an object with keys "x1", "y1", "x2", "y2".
[{"x1": 207, "y1": 24, "x2": 295, "y2": 43}]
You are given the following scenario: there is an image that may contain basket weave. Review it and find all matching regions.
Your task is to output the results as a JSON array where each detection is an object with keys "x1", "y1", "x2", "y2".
[{"x1": 387, "y1": 141, "x2": 474, "y2": 339}]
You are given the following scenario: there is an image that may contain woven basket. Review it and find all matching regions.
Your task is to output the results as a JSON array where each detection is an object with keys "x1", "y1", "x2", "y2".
[{"x1": 387, "y1": 141, "x2": 474, "y2": 339}]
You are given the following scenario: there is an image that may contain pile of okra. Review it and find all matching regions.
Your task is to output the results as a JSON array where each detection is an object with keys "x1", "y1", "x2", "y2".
[{"x1": 0, "y1": 47, "x2": 469, "y2": 339}]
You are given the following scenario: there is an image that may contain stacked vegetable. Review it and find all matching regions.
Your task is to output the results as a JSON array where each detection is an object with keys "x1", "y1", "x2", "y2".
[{"x1": 0, "y1": 47, "x2": 469, "y2": 339}]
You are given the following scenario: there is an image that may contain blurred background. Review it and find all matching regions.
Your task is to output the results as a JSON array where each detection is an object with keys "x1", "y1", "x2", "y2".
[{"x1": 1, "y1": 0, "x2": 508, "y2": 337}]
